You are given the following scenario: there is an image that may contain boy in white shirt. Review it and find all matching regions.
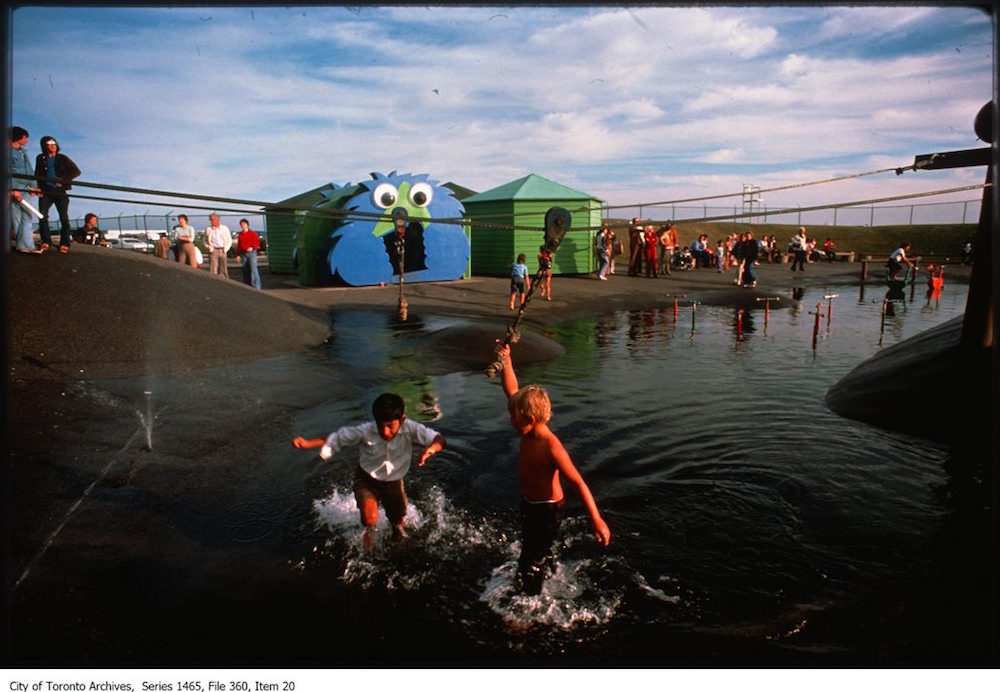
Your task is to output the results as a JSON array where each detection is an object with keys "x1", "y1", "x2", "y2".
[{"x1": 292, "y1": 393, "x2": 446, "y2": 551}]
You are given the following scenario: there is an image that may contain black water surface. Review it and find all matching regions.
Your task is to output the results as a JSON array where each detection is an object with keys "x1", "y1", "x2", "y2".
[{"x1": 10, "y1": 281, "x2": 992, "y2": 666}]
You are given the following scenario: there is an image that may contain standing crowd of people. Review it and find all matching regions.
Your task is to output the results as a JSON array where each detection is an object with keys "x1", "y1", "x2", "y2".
[
  {"x1": 154, "y1": 213, "x2": 263, "y2": 290},
  {"x1": 590, "y1": 218, "x2": 821, "y2": 289},
  {"x1": 8, "y1": 124, "x2": 264, "y2": 289}
]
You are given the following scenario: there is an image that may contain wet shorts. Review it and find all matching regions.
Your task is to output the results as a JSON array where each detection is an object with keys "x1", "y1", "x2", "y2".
[
  {"x1": 518, "y1": 498, "x2": 565, "y2": 595},
  {"x1": 353, "y1": 466, "x2": 407, "y2": 526}
]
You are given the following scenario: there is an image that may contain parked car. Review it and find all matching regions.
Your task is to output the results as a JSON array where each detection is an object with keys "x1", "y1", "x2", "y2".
[{"x1": 109, "y1": 236, "x2": 155, "y2": 252}]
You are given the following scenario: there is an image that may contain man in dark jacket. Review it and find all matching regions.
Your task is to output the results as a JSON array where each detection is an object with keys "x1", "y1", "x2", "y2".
[
  {"x1": 34, "y1": 135, "x2": 81, "y2": 253},
  {"x1": 740, "y1": 231, "x2": 760, "y2": 287}
]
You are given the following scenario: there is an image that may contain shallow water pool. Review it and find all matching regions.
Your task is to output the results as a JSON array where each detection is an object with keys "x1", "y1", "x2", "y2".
[{"x1": 283, "y1": 277, "x2": 990, "y2": 663}]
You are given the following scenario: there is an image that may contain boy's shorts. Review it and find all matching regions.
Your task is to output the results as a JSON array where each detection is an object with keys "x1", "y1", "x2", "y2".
[
  {"x1": 353, "y1": 466, "x2": 407, "y2": 526},
  {"x1": 518, "y1": 498, "x2": 565, "y2": 595},
  {"x1": 510, "y1": 277, "x2": 526, "y2": 295}
]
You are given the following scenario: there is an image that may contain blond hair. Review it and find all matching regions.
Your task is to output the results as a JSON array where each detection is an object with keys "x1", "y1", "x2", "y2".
[{"x1": 508, "y1": 384, "x2": 552, "y2": 424}]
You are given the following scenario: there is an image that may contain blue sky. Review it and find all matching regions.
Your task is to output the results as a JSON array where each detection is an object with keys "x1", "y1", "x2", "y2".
[{"x1": 9, "y1": 4, "x2": 994, "y2": 222}]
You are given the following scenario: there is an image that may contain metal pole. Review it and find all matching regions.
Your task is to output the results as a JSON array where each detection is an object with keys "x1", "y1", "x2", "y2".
[
  {"x1": 810, "y1": 302, "x2": 823, "y2": 350},
  {"x1": 879, "y1": 299, "x2": 888, "y2": 346},
  {"x1": 824, "y1": 294, "x2": 839, "y2": 333}
]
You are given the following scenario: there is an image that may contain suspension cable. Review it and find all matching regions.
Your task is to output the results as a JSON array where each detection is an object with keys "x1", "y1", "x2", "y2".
[{"x1": 15, "y1": 170, "x2": 985, "y2": 233}]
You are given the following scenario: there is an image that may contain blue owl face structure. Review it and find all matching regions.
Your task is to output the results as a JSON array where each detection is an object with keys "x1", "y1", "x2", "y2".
[{"x1": 323, "y1": 172, "x2": 469, "y2": 287}]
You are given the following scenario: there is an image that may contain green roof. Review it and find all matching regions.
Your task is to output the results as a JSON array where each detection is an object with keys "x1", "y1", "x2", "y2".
[
  {"x1": 268, "y1": 183, "x2": 340, "y2": 209},
  {"x1": 443, "y1": 182, "x2": 479, "y2": 200},
  {"x1": 464, "y1": 173, "x2": 600, "y2": 203}
]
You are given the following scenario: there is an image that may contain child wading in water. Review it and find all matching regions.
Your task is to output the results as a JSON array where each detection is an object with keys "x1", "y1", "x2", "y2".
[
  {"x1": 496, "y1": 343, "x2": 611, "y2": 594},
  {"x1": 292, "y1": 393, "x2": 446, "y2": 552}
]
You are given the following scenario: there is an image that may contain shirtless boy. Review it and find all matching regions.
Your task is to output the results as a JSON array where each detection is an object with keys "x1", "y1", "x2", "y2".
[{"x1": 496, "y1": 343, "x2": 611, "y2": 594}]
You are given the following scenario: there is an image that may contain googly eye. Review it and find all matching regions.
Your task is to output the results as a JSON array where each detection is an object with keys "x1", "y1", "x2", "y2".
[
  {"x1": 372, "y1": 183, "x2": 398, "y2": 209},
  {"x1": 408, "y1": 182, "x2": 433, "y2": 208}
]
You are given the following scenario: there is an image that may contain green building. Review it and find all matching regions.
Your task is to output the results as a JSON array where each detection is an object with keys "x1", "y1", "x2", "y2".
[
  {"x1": 263, "y1": 183, "x2": 340, "y2": 276},
  {"x1": 265, "y1": 180, "x2": 479, "y2": 285},
  {"x1": 462, "y1": 174, "x2": 603, "y2": 276}
]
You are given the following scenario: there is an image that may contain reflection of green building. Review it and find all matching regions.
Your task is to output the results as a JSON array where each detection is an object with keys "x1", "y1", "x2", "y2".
[{"x1": 462, "y1": 174, "x2": 603, "y2": 276}]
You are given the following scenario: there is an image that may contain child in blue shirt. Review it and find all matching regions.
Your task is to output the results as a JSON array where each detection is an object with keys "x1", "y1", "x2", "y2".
[{"x1": 509, "y1": 253, "x2": 530, "y2": 310}]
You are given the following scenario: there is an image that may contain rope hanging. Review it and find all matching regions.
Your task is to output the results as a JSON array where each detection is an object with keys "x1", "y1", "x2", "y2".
[{"x1": 485, "y1": 207, "x2": 570, "y2": 378}]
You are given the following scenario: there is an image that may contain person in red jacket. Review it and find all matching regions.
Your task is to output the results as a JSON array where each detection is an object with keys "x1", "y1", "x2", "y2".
[
  {"x1": 644, "y1": 225, "x2": 659, "y2": 277},
  {"x1": 235, "y1": 218, "x2": 262, "y2": 289}
]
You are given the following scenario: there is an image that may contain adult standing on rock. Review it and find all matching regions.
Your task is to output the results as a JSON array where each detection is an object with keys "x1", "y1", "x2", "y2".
[
  {"x1": 205, "y1": 213, "x2": 232, "y2": 277},
  {"x1": 9, "y1": 126, "x2": 41, "y2": 254},
  {"x1": 236, "y1": 218, "x2": 262, "y2": 289},
  {"x1": 34, "y1": 135, "x2": 80, "y2": 254},
  {"x1": 172, "y1": 214, "x2": 200, "y2": 267}
]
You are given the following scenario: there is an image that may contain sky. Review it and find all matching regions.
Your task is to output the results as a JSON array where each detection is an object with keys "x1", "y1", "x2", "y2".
[{"x1": 8, "y1": 4, "x2": 995, "y2": 225}]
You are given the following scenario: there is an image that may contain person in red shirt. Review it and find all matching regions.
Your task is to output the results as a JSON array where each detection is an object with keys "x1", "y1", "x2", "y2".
[
  {"x1": 644, "y1": 225, "x2": 659, "y2": 277},
  {"x1": 822, "y1": 237, "x2": 836, "y2": 263},
  {"x1": 235, "y1": 218, "x2": 262, "y2": 289}
]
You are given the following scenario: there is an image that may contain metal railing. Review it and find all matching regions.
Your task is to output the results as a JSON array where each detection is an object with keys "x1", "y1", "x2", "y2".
[
  {"x1": 38, "y1": 211, "x2": 266, "y2": 236},
  {"x1": 37, "y1": 197, "x2": 979, "y2": 246}
]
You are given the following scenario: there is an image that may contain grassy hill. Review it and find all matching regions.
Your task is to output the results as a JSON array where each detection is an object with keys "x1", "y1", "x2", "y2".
[{"x1": 611, "y1": 220, "x2": 978, "y2": 259}]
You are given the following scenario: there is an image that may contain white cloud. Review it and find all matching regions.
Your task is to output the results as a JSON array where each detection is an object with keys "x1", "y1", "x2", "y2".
[{"x1": 9, "y1": 4, "x2": 992, "y2": 220}]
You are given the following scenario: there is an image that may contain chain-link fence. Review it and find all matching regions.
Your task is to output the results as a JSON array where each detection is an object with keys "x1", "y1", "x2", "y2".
[
  {"x1": 31, "y1": 211, "x2": 266, "y2": 252},
  {"x1": 48, "y1": 211, "x2": 265, "y2": 236},
  {"x1": 607, "y1": 198, "x2": 982, "y2": 226},
  {"x1": 35, "y1": 197, "x2": 979, "y2": 252}
]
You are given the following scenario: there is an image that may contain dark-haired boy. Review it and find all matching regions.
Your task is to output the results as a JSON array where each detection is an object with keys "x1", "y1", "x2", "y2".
[{"x1": 293, "y1": 393, "x2": 446, "y2": 550}]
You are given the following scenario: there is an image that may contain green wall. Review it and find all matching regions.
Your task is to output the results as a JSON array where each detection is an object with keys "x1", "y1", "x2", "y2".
[
  {"x1": 264, "y1": 210, "x2": 297, "y2": 274},
  {"x1": 466, "y1": 199, "x2": 601, "y2": 276}
]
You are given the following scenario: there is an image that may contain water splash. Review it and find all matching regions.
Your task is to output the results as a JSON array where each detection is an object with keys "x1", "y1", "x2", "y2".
[
  {"x1": 137, "y1": 390, "x2": 154, "y2": 450},
  {"x1": 479, "y1": 556, "x2": 622, "y2": 632},
  {"x1": 15, "y1": 383, "x2": 160, "y2": 590},
  {"x1": 633, "y1": 571, "x2": 682, "y2": 604},
  {"x1": 310, "y1": 485, "x2": 501, "y2": 590}
]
